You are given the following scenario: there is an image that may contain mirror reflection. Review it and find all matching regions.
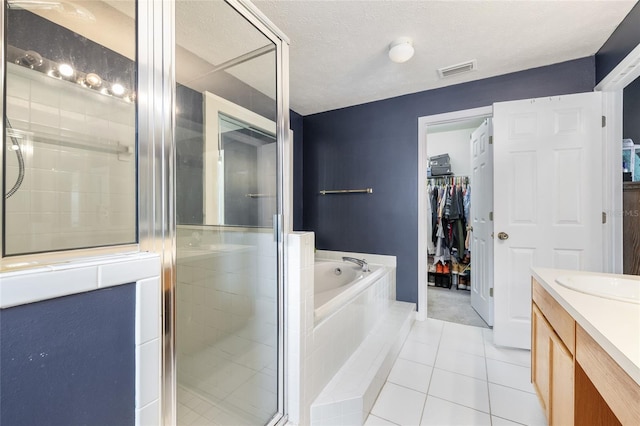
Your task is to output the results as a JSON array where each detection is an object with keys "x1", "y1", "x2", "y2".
[
  {"x1": 218, "y1": 113, "x2": 276, "y2": 227},
  {"x1": 175, "y1": 1, "x2": 280, "y2": 425},
  {"x1": 175, "y1": 0, "x2": 276, "y2": 228},
  {"x1": 3, "y1": 0, "x2": 137, "y2": 255}
]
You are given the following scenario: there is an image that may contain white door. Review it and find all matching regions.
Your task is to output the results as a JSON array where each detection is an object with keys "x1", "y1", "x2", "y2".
[
  {"x1": 493, "y1": 93, "x2": 603, "y2": 349},
  {"x1": 470, "y1": 119, "x2": 494, "y2": 326}
]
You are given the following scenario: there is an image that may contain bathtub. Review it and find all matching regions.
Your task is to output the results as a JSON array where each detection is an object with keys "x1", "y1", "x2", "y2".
[{"x1": 314, "y1": 259, "x2": 385, "y2": 324}]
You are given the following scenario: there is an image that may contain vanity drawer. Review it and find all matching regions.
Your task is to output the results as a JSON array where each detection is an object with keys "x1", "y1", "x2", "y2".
[{"x1": 532, "y1": 279, "x2": 575, "y2": 354}]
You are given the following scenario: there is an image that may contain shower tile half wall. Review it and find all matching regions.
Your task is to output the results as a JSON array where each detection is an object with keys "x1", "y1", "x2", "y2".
[{"x1": 4, "y1": 66, "x2": 136, "y2": 253}]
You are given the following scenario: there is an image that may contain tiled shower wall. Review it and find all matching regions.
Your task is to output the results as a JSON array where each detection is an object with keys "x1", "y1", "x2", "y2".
[
  {"x1": 4, "y1": 64, "x2": 136, "y2": 254},
  {"x1": 175, "y1": 226, "x2": 277, "y2": 357},
  {"x1": 286, "y1": 234, "x2": 398, "y2": 426}
]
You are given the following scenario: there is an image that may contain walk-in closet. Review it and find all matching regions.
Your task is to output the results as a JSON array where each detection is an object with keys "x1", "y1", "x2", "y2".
[{"x1": 425, "y1": 118, "x2": 489, "y2": 328}]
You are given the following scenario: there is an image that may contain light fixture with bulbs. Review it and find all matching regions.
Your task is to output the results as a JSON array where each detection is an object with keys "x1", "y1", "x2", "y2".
[
  {"x1": 7, "y1": 44, "x2": 135, "y2": 102},
  {"x1": 388, "y1": 37, "x2": 415, "y2": 64}
]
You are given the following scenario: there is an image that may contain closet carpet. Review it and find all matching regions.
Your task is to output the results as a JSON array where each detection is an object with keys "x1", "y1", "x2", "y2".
[{"x1": 427, "y1": 286, "x2": 489, "y2": 329}]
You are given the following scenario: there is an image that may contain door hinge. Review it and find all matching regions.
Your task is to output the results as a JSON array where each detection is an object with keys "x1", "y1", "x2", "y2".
[
  {"x1": 602, "y1": 116, "x2": 606, "y2": 128},
  {"x1": 602, "y1": 211, "x2": 607, "y2": 224},
  {"x1": 490, "y1": 288, "x2": 494, "y2": 297},
  {"x1": 489, "y1": 211, "x2": 493, "y2": 221},
  {"x1": 489, "y1": 136, "x2": 493, "y2": 145}
]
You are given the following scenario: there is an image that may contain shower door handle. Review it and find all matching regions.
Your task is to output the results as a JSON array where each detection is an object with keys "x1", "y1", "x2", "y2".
[{"x1": 273, "y1": 214, "x2": 282, "y2": 243}]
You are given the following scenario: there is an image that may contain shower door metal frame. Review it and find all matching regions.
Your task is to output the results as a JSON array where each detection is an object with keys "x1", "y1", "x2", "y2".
[
  {"x1": 152, "y1": 0, "x2": 291, "y2": 424},
  {"x1": 0, "y1": 0, "x2": 290, "y2": 423},
  {"x1": 1, "y1": 0, "x2": 5, "y2": 261},
  {"x1": 0, "y1": 0, "x2": 140, "y2": 266}
]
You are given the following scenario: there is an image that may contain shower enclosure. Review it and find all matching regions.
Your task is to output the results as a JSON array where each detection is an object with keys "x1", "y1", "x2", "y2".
[
  {"x1": 3, "y1": 2, "x2": 137, "y2": 256},
  {"x1": 173, "y1": 1, "x2": 287, "y2": 425},
  {"x1": 2, "y1": 0, "x2": 288, "y2": 425}
]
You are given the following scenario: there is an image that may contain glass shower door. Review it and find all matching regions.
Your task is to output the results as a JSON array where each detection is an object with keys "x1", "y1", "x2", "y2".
[{"x1": 174, "y1": 1, "x2": 282, "y2": 425}]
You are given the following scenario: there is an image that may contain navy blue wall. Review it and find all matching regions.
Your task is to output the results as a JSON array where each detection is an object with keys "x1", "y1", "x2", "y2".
[
  {"x1": 302, "y1": 57, "x2": 595, "y2": 304},
  {"x1": 6, "y1": 9, "x2": 135, "y2": 94},
  {"x1": 176, "y1": 83, "x2": 205, "y2": 224},
  {"x1": 595, "y1": 2, "x2": 640, "y2": 84},
  {"x1": 291, "y1": 110, "x2": 305, "y2": 230},
  {"x1": 624, "y1": 77, "x2": 640, "y2": 144},
  {"x1": 0, "y1": 285, "x2": 136, "y2": 426}
]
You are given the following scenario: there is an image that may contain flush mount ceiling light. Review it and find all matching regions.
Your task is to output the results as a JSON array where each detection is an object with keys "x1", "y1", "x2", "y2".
[{"x1": 388, "y1": 37, "x2": 414, "y2": 63}]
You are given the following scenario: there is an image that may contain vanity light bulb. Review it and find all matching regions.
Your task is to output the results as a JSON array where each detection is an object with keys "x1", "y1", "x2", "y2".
[
  {"x1": 47, "y1": 69, "x2": 61, "y2": 79},
  {"x1": 111, "y1": 83, "x2": 125, "y2": 96},
  {"x1": 85, "y1": 73, "x2": 102, "y2": 88},
  {"x1": 58, "y1": 63, "x2": 74, "y2": 77}
]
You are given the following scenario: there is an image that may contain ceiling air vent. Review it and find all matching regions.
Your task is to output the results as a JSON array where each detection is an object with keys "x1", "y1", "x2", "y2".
[{"x1": 437, "y1": 60, "x2": 477, "y2": 79}]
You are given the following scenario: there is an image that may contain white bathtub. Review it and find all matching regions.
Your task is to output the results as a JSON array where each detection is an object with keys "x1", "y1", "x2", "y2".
[{"x1": 314, "y1": 259, "x2": 385, "y2": 324}]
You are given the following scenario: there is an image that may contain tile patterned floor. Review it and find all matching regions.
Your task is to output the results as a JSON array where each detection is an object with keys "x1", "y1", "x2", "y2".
[
  {"x1": 178, "y1": 317, "x2": 546, "y2": 425},
  {"x1": 367, "y1": 319, "x2": 547, "y2": 426},
  {"x1": 177, "y1": 329, "x2": 278, "y2": 426}
]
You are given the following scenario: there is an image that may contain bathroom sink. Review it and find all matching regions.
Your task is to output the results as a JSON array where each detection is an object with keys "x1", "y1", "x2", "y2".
[{"x1": 555, "y1": 275, "x2": 640, "y2": 304}]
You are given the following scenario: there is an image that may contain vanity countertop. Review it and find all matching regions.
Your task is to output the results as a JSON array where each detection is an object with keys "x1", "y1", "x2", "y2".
[{"x1": 531, "y1": 268, "x2": 640, "y2": 386}]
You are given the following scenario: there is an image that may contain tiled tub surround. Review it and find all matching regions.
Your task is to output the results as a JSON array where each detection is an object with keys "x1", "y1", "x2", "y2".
[
  {"x1": 0, "y1": 253, "x2": 161, "y2": 426},
  {"x1": 175, "y1": 225, "x2": 278, "y2": 425},
  {"x1": 287, "y1": 235, "x2": 414, "y2": 426},
  {"x1": 4, "y1": 63, "x2": 136, "y2": 254}
]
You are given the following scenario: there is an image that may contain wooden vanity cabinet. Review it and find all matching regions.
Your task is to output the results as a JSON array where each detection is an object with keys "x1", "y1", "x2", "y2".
[
  {"x1": 532, "y1": 277, "x2": 639, "y2": 426},
  {"x1": 531, "y1": 280, "x2": 575, "y2": 425}
]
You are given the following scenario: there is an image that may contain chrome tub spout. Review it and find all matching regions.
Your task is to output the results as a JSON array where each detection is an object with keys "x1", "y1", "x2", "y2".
[{"x1": 342, "y1": 256, "x2": 369, "y2": 272}]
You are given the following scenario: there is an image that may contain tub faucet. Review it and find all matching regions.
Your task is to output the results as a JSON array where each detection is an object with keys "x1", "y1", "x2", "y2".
[{"x1": 342, "y1": 256, "x2": 370, "y2": 272}]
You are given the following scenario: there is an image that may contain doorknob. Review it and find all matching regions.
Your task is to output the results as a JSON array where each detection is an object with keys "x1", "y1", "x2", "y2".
[{"x1": 497, "y1": 232, "x2": 509, "y2": 240}]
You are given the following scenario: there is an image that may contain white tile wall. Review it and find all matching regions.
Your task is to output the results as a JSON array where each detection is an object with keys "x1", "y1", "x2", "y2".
[
  {"x1": 4, "y1": 64, "x2": 136, "y2": 255},
  {"x1": 286, "y1": 232, "x2": 314, "y2": 425},
  {"x1": 309, "y1": 260, "x2": 396, "y2": 402},
  {"x1": 287, "y1": 235, "x2": 402, "y2": 426},
  {"x1": 176, "y1": 227, "x2": 275, "y2": 357},
  {"x1": 175, "y1": 226, "x2": 279, "y2": 424},
  {"x1": 135, "y1": 271, "x2": 161, "y2": 426}
]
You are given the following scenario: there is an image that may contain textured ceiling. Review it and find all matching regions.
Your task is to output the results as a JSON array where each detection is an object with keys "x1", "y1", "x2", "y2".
[
  {"x1": 21, "y1": 0, "x2": 638, "y2": 117},
  {"x1": 253, "y1": 0, "x2": 637, "y2": 115}
]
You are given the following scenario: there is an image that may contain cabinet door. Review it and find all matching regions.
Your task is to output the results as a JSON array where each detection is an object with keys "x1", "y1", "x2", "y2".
[
  {"x1": 550, "y1": 330, "x2": 574, "y2": 425},
  {"x1": 532, "y1": 304, "x2": 552, "y2": 418}
]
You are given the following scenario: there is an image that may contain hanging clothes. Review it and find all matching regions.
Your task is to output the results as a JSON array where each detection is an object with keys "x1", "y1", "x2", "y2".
[
  {"x1": 426, "y1": 184, "x2": 436, "y2": 255},
  {"x1": 428, "y1": 177, "x2": 471, "y2": 262}
]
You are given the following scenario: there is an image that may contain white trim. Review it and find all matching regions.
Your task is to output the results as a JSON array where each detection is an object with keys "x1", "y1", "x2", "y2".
[
  {"x1": 595, "y1": 42, "x2": 640, "y2": 274},
  {"x1": 0, "y1": 252, "x2": 160, "y2": 308},
  {"x1": 595, "y1": 43, "x2": 640, "y2": 92},
  {"x1": 417, "y1": 106, "x2": 492, "y2": 320},
  {"x1": 600, "y1": 91, "x2": 624, "y2": 273},
  {"x1": 203, "y1": 91, "x2": 277, "y2": 225}
]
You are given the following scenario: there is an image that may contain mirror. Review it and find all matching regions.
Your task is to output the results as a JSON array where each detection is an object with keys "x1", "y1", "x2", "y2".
[
  {"x1": 3, "y1": 0, "x2": 137, "y2": 255},
  {"x1": 622, "y1": 75, "x2": 640, "y2": 275},
  {"x1": 203, "y1": 92, "x2": 276, "y2": 227},
  {"x1": 174, "y1": 1, "x2": 280, "y2": 424},
  {"x1": 175, "y1": 1, "x2": 277, "y2": 228}
]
